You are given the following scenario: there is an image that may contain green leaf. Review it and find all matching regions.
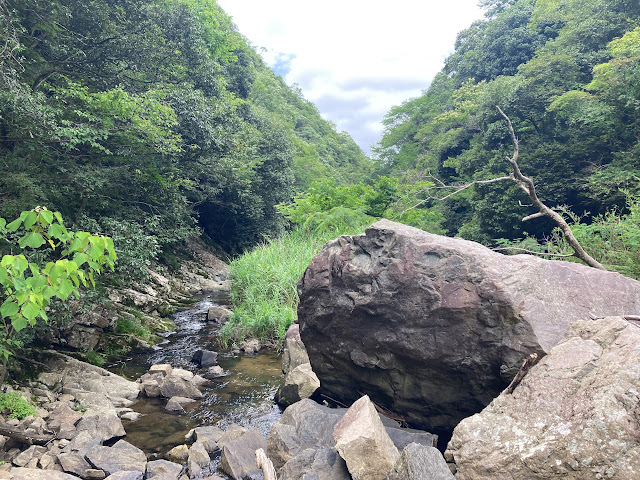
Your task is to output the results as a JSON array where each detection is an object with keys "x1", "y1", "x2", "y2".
[
  {"x1": 0, "y1": 255, "x2": 14, "y2": 268},
  {"x1": 18, "y1": 232, "x2": 46, "y2": 249},
  {"x1": 40, "y1": 210, "x2": 54, "y2": 225},
  {"x1": 5, "y1": 218, "x2": 22, "y2": 232},
  {"x1": 23, "y1": 211, "x2": 38, "y2": 230},
  {"x1": 0, "y1": 300, "x2": 19, "y2": 318},
  {"x1": 72, "y1": 253, "x2": 89, "y2": 267},
  {"x1": 21, "y1": 301, "x2": 40, "y2": 322},
  {"x1": 13, "y1": 256, "x2": 28, "y2": 274},
  {"x1": 53, "y1": 211, "x2": 63, "y2": 224},
  {"x1": 10, "y1": 315, "x2": 28, "y2": 332}
]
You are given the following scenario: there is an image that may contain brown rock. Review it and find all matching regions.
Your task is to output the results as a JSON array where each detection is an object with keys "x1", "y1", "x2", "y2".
[
  {"x1": 333, "y1": 395, "x2": 399, "y2": 480},
  {"x1": 298, "y1": 219, "x2": 640, "y2": 432}
]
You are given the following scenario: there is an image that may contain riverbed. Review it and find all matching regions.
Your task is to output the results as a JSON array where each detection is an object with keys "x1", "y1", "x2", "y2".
[{"x1": 108, "y1": 292, "x2": 284, "y2": 457}]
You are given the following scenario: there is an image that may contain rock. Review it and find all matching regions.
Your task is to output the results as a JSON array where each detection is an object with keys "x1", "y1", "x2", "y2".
[
  {"x1": 275, "y1": 363, "x2": 320, "y2": 407},
  {"x1": 386, "y1": 443, "x2": 454, "y2": 480},
  {"x1": 298, "y1": 219, "x2": 640, "y2": 432},
  {"x1": 216, "y1": 424, "x2": 248, "y2": 450},
  {"x1": 76, "y1": 410, "x2": 126, "y2": 441},
  {"x1": 165, "y1": 397, "x2": 196, "y2": 413},
  {"x1": 187, "y1": 442, "x2": 210, "y2": 468},
  {"x1": 57, "y1": 451, "x2": 92, "y2": 476},
  {"x1": 65, "y1": 324, "x2": 103, "y2": 351},
  {"x1": 13, "y1": 446, "x2": 48, "y2": 467},
  {"x1": 192, "y1": 426, "x2": 224, "y2": 454},
  {"x1": 192, "y1": 375, "x2": 207, "y2": 387},
  {"x1": 191, "y1": 350, "x2": 218, "y2": 368},
  {"x1": 158, "y1": 375, "x2": 202, "y2": 400},
  {"x1": 103, "y1": 473, "x2": 143, "y2": 480},
  {"x1": 85, "y1": 440, "x2": 147, "y2": 476},
  {"x1": 83, "y1": 469, "x2": 107, "y2": 480},
  {"x1": 278, "y1": 447, "x2": 351, "y2": 480},
  {"x1": 220, "y1": 429, "x2": 267, "y2": 479},
  {"x1": 384, "y1": 426, "x2": 438, "y2": 451},
  {"x1": 141, "y1": 380, "x2": 161, "y2": 398},
  {"x1": 148, "y1": 364, "x2": 172, "y2": 377},
  {"x1": 9, "y1": 468, "x2": 79, "y2": 479},
  {"x1": 281, "y1": 324, "x2": 310, "y2": 375},
  {"x1": 165, "y1": 445, "x2": 189, "y2": 463},
  {"x1": 206, "y1": 306, "x2": 232, "y2": 324},
  {"x1": 205, "y1": 366, "x2": 224, "y2": 378},
  {"x1": 146, "y1": 459, "x2": 182, "y2": 479},
  {"x1": 119, "y1": 411, "x2": 143, "y2": 422},
  {"x1": 446, "y1": 316, "x2": 640, "y2": 479},
  {"x1": 239, "y1": 338, "x2": 261, "y2": 354},
  {"x1": 47, "y1": 404, "x2": 82, "y2": 440},
  {"x1": 333, "y1": 395, "x2": 399, "y2": 480},
  {"x1": 169, "y1": 369, "x2": 194, "y2": 382},
  {"x1": 268, "y1": 399, "x2": 345, "y2": 468}
]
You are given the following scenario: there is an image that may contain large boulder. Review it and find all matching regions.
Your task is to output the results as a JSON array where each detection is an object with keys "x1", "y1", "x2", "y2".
[
  {"x1": 446, "y1": 316, "x2": 640, "y2": 480},
  {"x1": 281, "y1": 324, "x2": 310, "y2": 375},
  {"x1": 298, "y1": 219, "x2": 640, "y2": 432},
  {"x1": 386, "y1": 443, "x2": 454, "y2": 480},
  {"x1": 275, "y1": 363, "x2": 320, "y2": 407}
]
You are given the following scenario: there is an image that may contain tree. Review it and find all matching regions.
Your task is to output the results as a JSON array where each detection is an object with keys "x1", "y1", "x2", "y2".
[{"x1": 0, "y1": 207, "x2": 116, "y2": 382}]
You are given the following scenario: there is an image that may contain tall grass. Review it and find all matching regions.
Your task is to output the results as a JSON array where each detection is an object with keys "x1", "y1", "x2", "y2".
[{"x1": 220, "y1": 225, "x2": 366, "y2": 345}]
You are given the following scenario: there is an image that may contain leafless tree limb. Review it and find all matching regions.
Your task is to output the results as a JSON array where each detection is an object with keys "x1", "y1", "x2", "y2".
[
  {"x1": 495, "y1": 106, "x2": 605, "y2": 270},
  {"x1": 492, "y1": 246, "x2": 575, "y2": 258}
]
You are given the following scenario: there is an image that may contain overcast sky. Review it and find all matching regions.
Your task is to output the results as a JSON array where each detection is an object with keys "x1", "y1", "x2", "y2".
[{"x1": 217, "y1": 1, "x2": 485, "y2": 155}]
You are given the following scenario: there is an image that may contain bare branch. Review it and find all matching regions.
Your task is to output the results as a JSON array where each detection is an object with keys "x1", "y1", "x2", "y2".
[
  {"x1": 522, "y1": 212, "x2": 545, "y2": 222},
  {"x1": 496, "y1": 106, "x2": 605, "y2": 270},
  {"x1": 492, "y1": 246, "x2": 575, "y2": 258}
]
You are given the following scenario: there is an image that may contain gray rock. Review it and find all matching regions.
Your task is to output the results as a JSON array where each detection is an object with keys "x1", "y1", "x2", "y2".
[
  {"x1": 239, "y1": 339, "x2": 261, "y2": 354},
  {"x1": 205, "y1": 366, "x2": 224, "y2": 378},
  {"x1": 220, "y1": 429, "x2": 267, "y2": 479},
  {"x1": 216, "y1": 424, "x2": 248, "y2": 450},
  {"x1": 165, "y1": 397, "x2": 196, "y2": 413},
  {"x1": 9, "y1": 468, "x2": 79, "y2": 479},
  {"x1": 278, "y1": 447, "x2": 351, "y2": 480},
  {"x1": 447, "y1": 316, "x2": 640, "y2": 480},
  {"x1": 83, "y1": 469, "x2": 107, "y2": 480},
  {"x1": 148, "y1": 364, "x2": 172, "y2": 377},
  {"x1": 281, "y1": 324, "x2": 310, "y2": 375},
  {"x1": 13, "y1": 446, "x2": 48, "y2": 467},
  {"x1": 206, "y1": 306, "x2": 232, "y2": 324},
  {"x1": 146, "y1": 459, "x2": 182, "y2": 479},
  {"x1": 192, "y1": 426, "x2": 224, "y2": 454},
  {"x1": 158, "y1": 375, "x2": 202, "y2": 400},
  {"x1": 76, "y1": 410, "x2": 126, "y2": 441},
  {"x1": 276, "y1": 363, "x2": 320, "y2": 407},
  {"x1": 85, "y1": 440, "x2": 147, "y2": 476},
  {"x1": 57, "y1": 451, "x2": 92, "y2": 476},
  {"x1": 386, "y1": 443, "x2": 454, "y2": 480},
  {"x1": 165, "y1": 445, "x2": 188, "y2": 463},
  {"x1": 47, "y1": 404, "x2": 82, "y2": 440},
  {"x1": 298, "y1": 219, "x2": 640, "y2": 432},
  {"x1": 267, "y1": 399, "x2": 344, "y2": 468},
  {"x1": 333, "y1": 395, "x2": 399, "y2": 480},
  {"x1": 385, "y1": 426, "x2": 438, "y2": 450},
  {"x1": 103, "y1": 472, "x2": 143, "y2": 480},
  {"x1": 191, "y1": 350, "x2": 218, "y2": 368},
  {"x1": 187, "y1": 442, "x2": 209, "y2": 468},
  {"x1": 141, "y1": 380, "x2": 161, "y2": 398}
]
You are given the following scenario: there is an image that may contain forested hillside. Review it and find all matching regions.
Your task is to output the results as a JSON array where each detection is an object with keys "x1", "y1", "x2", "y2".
[
  {"x1": 0, "y1": 0, "x2": 369, "y2": 264},
  {"x1": 376, "y1": 0, "x2": 640, "y2": 247}
]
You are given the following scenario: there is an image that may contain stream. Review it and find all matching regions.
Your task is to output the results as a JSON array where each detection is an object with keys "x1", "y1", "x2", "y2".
[{"x1": 108, "y1": 291, "x2": 284, "y2": 458}]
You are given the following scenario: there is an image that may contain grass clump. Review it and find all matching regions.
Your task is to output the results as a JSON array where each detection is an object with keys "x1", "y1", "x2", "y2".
[
  {"x1": 85, "y1": 350, "x2": 106, "y2": 367},
  {"x1": 0, "y1": 391, "x2": 36, "y2": 419},
  {"x1": 115, "y1": 315, "x2": 151, "y2": 339}
]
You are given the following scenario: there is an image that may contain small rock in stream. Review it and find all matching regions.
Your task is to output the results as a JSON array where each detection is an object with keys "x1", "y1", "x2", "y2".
[{"x1": 191, "y1": 349, "x2": 218, "y2": 368}]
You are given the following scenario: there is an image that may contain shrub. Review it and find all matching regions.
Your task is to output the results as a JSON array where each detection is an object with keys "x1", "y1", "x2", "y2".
[{"x1": 0, "y1": 391, "x2": 36, "y2": 419}]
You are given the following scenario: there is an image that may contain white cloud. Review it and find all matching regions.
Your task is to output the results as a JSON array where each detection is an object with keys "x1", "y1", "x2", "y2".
[{"x1": 218, "y1": 0, "x2": 485, "y2": 154}]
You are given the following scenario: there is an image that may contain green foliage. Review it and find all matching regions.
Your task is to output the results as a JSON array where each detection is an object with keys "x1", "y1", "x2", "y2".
[
  {"x1": 0, "y1": 207, "x2": 115, "y2": 375},
  {"x1": 84, "y1": 350, "x2": 106, "y2": 367},
  {"x1": 376, "y1": 0, "x2": 640, "y2": 254},
  {"x1": 0, "y1": 391, "x2": 37, "y2": 419},
  {"x1": 115, "y1": 316, "x2": 151, "y2": 340}
]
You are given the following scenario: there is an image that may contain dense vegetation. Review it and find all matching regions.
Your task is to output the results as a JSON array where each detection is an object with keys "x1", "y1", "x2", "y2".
[
  {"x1": 376, "y1": 0, "x2": 640, "y2": 253},
  {"x1": 0, "y1": 0, "x2": 369, "y2": 263}
]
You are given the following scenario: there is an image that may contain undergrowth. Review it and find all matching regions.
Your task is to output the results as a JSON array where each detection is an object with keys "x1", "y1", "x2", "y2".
[{"x1": 0, "y1": 391, "x2": 36, "y2": 419}]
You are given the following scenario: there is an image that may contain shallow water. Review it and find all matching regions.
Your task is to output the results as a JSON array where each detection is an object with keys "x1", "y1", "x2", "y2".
[{"x1": 108, "y1": 292, "x2": 283, "y2": 458}]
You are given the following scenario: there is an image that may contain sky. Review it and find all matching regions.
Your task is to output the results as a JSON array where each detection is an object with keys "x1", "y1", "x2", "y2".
[{"x1": 217, "y1": 1, "x2": 485, "y2": 155}]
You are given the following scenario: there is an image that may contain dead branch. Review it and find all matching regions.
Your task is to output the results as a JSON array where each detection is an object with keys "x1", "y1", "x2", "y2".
[
  {"x1": 492, "y1": 246, "x2": 575, "y2": 258},
  {"x1": 503, "y1": 353, "x2": 538, "y2": 395},
  {"x1": 0, "y1": 422, "x2": 55, "y2": 445},
  {"x1": 495, "y1": 106, "x2": 605, "y2": 270}
]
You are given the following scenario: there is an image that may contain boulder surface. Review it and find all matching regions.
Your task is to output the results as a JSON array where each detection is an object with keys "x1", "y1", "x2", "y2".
[
  {"x1": 446, "y1": 316, "x2": 640, "y2": 480},
  {"x1": 298, "y1": 219, "x2": 640, "y2": 431}
]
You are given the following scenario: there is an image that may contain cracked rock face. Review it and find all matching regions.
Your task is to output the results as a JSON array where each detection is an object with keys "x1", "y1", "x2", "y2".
[
  {"x1": 447, "y1": 316, "x2": 640, "y2": 480},
  {"x1": 298, "y1": 220, "x2": 640, "y2": 432}
]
